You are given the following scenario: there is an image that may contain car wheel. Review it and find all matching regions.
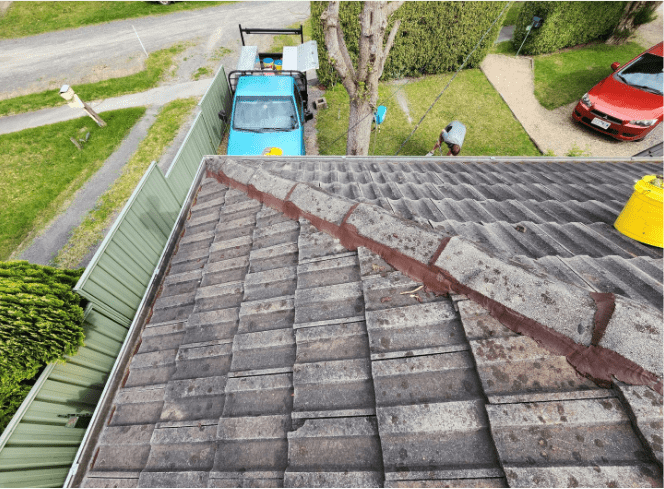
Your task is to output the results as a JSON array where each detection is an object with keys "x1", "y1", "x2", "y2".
[{"x1": 158, "y1": 1, "x2": 172, "y2": 5}]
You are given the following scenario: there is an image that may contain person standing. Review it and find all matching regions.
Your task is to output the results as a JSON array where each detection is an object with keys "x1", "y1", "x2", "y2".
[{"x1": 427, "y1": 120, "x2": 466, "y2": 156}]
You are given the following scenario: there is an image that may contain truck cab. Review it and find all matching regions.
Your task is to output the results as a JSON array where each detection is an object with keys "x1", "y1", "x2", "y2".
[{"x1": 221, "y1": 25, "x2": 318, "y2": 156}]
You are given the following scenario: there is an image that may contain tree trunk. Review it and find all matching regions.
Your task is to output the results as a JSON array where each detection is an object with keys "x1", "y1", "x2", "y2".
[
  {"x1": 607, "y1": 1, "x2": 660, "y2": 44},
  {"x1": 322, "y1": 1, "x2": 404, "y2": 155},
  {"x1": 346, "y1": 97, "x2": 375, "y2": 155}
]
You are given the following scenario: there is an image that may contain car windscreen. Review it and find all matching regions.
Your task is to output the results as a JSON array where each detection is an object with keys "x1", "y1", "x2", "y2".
[
  {"x1": 617, "y1": 53, "x2": 663, "y2": 95},
  {"x1": 233, "y1": 96, "x2": 299, "y2": 132}
]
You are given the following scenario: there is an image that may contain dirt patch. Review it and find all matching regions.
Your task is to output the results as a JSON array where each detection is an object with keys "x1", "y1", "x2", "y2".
[{"x1": 0, "y1": 2, "x2": 11, "y2": 17}]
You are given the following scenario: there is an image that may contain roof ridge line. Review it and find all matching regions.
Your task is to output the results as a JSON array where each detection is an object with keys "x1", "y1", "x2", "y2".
[{"x1": 205, "y1": 158, "x2": 662, "y2": 395}]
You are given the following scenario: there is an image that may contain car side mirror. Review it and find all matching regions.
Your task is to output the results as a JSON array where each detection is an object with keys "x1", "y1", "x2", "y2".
[
  {"x1": 611, "y1": 62, "x2": 621, "y2": 72},
  {"x1": 304, "y1": 109, "x2": 314, "y2": 122},
  {"x1": 218, "y1": 110, "x2": 227, "y2": 123}
]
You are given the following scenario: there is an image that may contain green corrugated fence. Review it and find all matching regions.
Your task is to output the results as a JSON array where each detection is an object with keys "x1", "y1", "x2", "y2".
[{"x1": 0, "y1": 64, "x2": 232, "y2": 488}]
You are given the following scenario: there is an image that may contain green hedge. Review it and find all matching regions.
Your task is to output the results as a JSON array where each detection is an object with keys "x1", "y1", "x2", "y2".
[
  {"x1": 0, "y1": 261, "x2": 85, "y2": 434},
  {"x1": 512, "y1": 1, "x2": 627, "y2": 55},
  {"x1": 310, "y1": 1, "x2": 507, "y2": 87}
]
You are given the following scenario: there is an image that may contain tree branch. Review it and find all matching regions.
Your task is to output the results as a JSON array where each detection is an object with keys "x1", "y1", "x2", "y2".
[
  {"x1": 378, "y1": 17, "x2": 401, "y2": 76},
  {"x1": 322, "y1": 1, "x2": 357, "y2": 97}
]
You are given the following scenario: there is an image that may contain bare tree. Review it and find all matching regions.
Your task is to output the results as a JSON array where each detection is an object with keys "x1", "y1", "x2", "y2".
[
  {"x1": 607, "y1": 1, "x2": 662, "y2": 44},
  {"x1": 321, "y1": 1, "x2": 404, "y2": 155}
]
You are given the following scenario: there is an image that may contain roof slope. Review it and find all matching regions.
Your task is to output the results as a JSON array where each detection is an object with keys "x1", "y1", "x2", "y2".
[{"x1": 80, "y1": 157, "x2": 662, "y2": 488}]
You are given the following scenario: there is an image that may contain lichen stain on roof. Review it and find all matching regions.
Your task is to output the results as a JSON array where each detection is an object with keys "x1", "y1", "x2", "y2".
[{"x1": 80, "y1": 157, "x2": 662, "y2": 488}]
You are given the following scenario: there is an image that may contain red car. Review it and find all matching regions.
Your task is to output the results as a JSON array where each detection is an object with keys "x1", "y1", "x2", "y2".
[{"x1": 572, "y1": 42, "x2": 663, "y2": 141}]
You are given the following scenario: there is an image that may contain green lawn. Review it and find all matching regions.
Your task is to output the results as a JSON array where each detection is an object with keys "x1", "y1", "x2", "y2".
[
  {"x1": 0, "y1": 1, "x2": 229, "y2": 39},
  {"x1": 502, "y1": 1, "x2": 523, "y2": 26},
  {"x1": 317, "y1": 69, "x2": 540, "y2": 157},
  {"x1": 0, "y1": 108, "x2": 146, "y2": 260},
  {"x1": 268, "y1": 20, "x2": 313, "y2": 53},
  {"x1": 0, "y1": 43, "x2": 187, "y2": 117},
  {"x1": 55, "y1": 98, "x2": 198, "y2": 268},
  {"x1": 533, "y1": 42, "x2": 646, "y2": 109}
]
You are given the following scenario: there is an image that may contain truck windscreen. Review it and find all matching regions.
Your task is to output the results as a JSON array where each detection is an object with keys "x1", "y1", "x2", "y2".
[{"x1": 233, "y1": 96, "x2": 299, "y2": 132}]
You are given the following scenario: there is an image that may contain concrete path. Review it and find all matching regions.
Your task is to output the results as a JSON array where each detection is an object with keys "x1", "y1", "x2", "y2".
[{"x1": 0, "y1": 79, "x2": 210, "y2": 136}]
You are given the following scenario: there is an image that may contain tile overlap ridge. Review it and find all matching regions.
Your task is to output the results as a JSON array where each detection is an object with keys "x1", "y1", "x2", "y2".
[{"x1": 206, "y1": 157, "x2": 663, "y2": 395}]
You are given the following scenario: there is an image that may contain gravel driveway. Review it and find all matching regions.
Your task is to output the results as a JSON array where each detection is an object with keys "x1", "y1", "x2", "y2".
[{"x1": 480, "y1": 9, "x2": 664, "y2": 158}]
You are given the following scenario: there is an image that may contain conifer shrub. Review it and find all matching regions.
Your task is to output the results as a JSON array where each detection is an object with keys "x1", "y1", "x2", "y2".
[
  {"x1": 310, "y1": 1, "x2": 505, "y2": 87},
  {"x1": 511, "y1": 1, "x2": 627, "y2": 55},
  {"x1": 0, "y1": 261, "x2": 85, "y2": 433}
]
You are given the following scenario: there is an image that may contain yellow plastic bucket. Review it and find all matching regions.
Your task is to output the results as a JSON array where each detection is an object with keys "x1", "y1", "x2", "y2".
[{"x1": 614, "y1": 174, "x2": 663, "y2": 247}]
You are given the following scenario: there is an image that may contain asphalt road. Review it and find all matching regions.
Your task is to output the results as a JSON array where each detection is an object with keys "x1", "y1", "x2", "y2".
[{"x1": 0, "y1": 1, "x2": 310, "y2": 100}]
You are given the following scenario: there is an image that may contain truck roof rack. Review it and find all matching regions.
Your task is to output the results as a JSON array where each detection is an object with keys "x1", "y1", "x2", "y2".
[{"x1": 239, "y1": 24, "x2": 304, "y2": 46}]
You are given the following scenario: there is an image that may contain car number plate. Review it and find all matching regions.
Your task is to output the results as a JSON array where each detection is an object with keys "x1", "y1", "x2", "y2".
[{"x1": 591, "y1": 117, "x2": 611, "y2": 130}]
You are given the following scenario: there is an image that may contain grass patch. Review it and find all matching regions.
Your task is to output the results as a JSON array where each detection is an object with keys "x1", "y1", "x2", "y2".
[
  {"x1": 490, "y1": 40, "x2": 517, "y2": 55},
  {"x1": 54, "y1": 98, "x2": 198, "y2": 269},
  {"x1": 0, "y1": 1, "x2": 229, "y2": 39},
  {"x1": 0, "y1": 108, "x2": 146, "y2": 261},
  {"x1": 268, "y1": 19, "x2": 312, "y2": 53},
  {"x1": 317, "y1": 70, "x2": 540, "y2": 157},
  {"x1": 533, "y1": 42, "x2": 646, "y2": 110},
  {"x1": 502, "y1": 1, "x2": 523, "y2": 26},
  {"x1": 210, "y1": 46, "x2": 232, "y2": 61},
  {"x1": 0, "y1": 43, "x2": 188, "y2": 117},
  {"x1": 193, "y1": 66, "x2": 214, "y2": 81}
]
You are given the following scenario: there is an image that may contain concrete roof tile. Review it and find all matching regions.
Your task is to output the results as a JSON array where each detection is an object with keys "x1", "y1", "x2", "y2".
[{"x1": 503, "y1": 465, "x2": 662, "y2": 488}]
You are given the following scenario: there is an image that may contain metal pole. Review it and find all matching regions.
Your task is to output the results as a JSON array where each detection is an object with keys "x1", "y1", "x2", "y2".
[
  {"x1": 516, "y1": 23, "x2": 534, "y2": 57},
  {"x1": 132, "y1": 25, "x2": 149, "y2": 57}
]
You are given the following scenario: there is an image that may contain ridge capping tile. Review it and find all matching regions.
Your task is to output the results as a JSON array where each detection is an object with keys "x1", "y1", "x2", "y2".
[
  {"x1": 435, "y1": 235, "x2": 596, "y2": 345},
  {"x1": 217, "y1": 158, "x2": 257, "y2": 186},
  {"x1": 249, "y1": 167, "x2": 298, "y2": 201},
  {"x1": 346, "y1": 202, "x2": 443, "y2": 265},
  {"x1": 599, "y1": 295, "x2": 663, "y2": 378},
  {"x1": 291, "y1": 408, "x2": 376, "y2": 419},
  {"x1": 288, "y1": 183, "x2": 355, "y2": 226},
  {"x1": 385, "y1": 468, "x2": 505, "y2": 481}
]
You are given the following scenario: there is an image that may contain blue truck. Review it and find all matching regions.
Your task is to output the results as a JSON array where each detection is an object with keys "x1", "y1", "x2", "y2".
[{"x1": 219, "y1": 25, "x2": 318, "y2": 156}]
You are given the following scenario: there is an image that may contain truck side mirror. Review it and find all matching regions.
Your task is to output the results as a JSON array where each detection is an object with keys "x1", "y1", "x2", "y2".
[
  {"x1": 218, "y1": 110, "x2": 227, "y2": 123},
  {"x1": 305, "y1": 110, "x2": 314, "y2": 122},
  {"x1": 611, "y1": 62, "x2": 621, "y2": 72}
]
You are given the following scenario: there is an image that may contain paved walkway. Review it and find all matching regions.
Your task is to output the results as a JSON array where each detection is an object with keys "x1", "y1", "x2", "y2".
[{"x1": 0, "y1": 79, "x2": 210, "y2": 136}]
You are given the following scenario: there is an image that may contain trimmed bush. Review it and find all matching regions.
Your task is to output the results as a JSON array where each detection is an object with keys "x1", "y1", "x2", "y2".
[
  {"x1": 310, "y1": 1, "x2": 507, "y2": 87},
  {"x1": 512, "y1": 1, "x2": 627, "y2": 55},
  {"x1": 0, "y1": 261, "x2": 85, "y2": 434}
]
